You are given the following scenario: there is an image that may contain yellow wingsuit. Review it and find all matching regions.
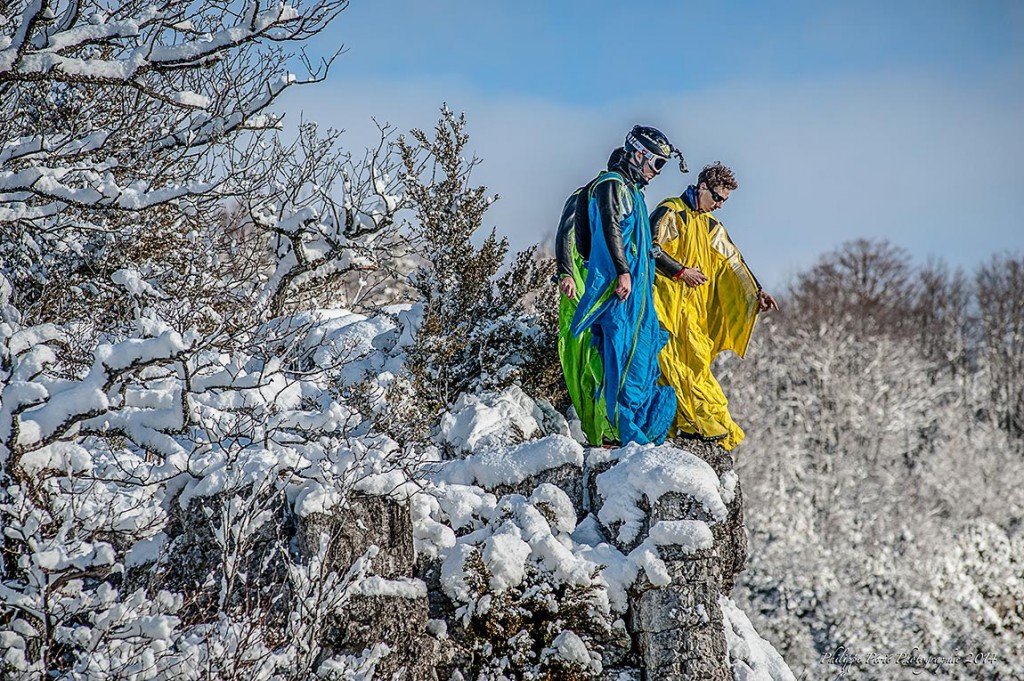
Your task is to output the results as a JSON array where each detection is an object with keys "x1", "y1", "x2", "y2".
[{"x1": 652, "y1": 196, "x2": 761, "y2": 450}]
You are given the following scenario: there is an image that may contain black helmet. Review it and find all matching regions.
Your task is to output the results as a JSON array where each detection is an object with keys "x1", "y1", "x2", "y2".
[{"x1": 625, "y1": 125, "x2": 688, "y2": 173}]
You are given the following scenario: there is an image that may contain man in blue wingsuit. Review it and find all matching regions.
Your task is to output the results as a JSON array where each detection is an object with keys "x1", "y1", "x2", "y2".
[{"x1": 570, "y1": 126, "x2": 686, "y2": 446}]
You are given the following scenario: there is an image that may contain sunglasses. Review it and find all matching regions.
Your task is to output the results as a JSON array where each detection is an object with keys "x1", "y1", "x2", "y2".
[{"x1": 707, "y1": 185, "x2": 727, "y2": 203}]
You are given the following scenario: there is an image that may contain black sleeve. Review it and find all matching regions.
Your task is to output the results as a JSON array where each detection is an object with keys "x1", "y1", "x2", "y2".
[
  {"x1": 554, "y1": 192, "x2": 578, "y2": 278},
  {"x1": 654, "y1": 247, "x2": 685, "y2": 279},
  {"x1": 573, "y1": 184, "x2": 592, "y2": 262},
  {"x1": 650, "y1": 206, "x2": 685, "y2": 278},
  {"x1": 593, "y1": 179, "x2": 630, "y2": 276}
]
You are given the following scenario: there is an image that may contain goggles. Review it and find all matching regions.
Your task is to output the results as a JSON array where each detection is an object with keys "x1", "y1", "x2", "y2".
[{"x1": 643, "y1": 149, "x2": 669, "y2": 172}]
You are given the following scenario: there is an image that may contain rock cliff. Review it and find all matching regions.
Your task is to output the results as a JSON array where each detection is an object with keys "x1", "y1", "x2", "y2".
[{"x1": 145, "y1": 391, "x2": 791, "y2": 680}]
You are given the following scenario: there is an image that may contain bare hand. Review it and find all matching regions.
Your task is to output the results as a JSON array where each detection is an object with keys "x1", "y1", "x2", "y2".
[
  {"x1": 616, "y1": 273, "x2": 632, "y2": 301},
  {"x1": 559, "y1": 275, "x2": 577, "y2": 301},
  {"x1": 680, "y1": 267, "x2": 709, "y2": 288},
  {"x1": 759, "y1": 290, "x2": 779, "y2": 312}
]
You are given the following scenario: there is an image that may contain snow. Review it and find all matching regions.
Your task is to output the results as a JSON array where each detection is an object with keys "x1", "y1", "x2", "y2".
[
  {"x1": 31, "y1": 538, "x2": 115, "y2": 572},
  {"x1": 436, "y1": 434, "x2": 583, "y2": 489},
  {"x1": 19, "y1": 440, "x2": 92, "y2": 475},
  {"x1": 436, "y1": 385, "x2": 568, "y2": 452},
  {"x1": 434, "y1": 484, "x2": 611, "y2": 621},
  {"x1": 628, "y1": 541, "x2": 673, "y2": 587},
  {"x1": 292, "y1": 480, "x2": 343, "y2": 518},
  {"x1": 570, "y1": 517, "x2": 714, "y2": 611},
  {"x1": 578, "y1": 519, "x2": 717, "y2": 594},
  {"x1": 94, "y1": 328, "x2": 193, "y2": 371},
  {"x1": 529, "y1": 482, "x2": 578, "y2": 535},
  {"x1": 648, "y1": 519, "x2": 714, "y2": 552},
  {"x1": 570, "y1": 514, "x2": 607, "y2": 546},
  {"x1": 317, "y1": 643, "x2": 391, "y2": 679},
  {"x1": 411, "y1": 494, "x2": 458, "y2": 559},
  {"x1": 351, "y1": 576, "x2": 427, "y2": 600},
  {"x1": 565, "y1": 405, "x2": 588, "y2": 444},
  {"x1": 125, "y1": 533, "x2": 169, "y2": 568},
  {"x1": 426, "y1": 619, "x2": 448, "y2": 640},
  {"x1": 8, "y1": 323, "x2": 63, "y2": 356},
  {"x1": 293, "y1": 310, "x2": 399, "y2": 386},
  {"x1": 440, "y1": 543, "x2": 478, "y2": 604},
  {"x1": 594, "y1": 443, "x2": 727, "y2": 545},
  {"x1": 390, "y1": 304, "x2": 423, "y2": 349},
  {"x1": 720, "y1": 470, "x2": 739, "y2": 505},
  {"x1": 0, "y1": 4, "x2": 527, "y2": 678},
  {"x1": 176, "y1": 447, "x2": 296, "y2": 508},
  {"x1": 482, "y1": 527, "x2": 532, "y2": 592},
  {"x1": 171, "y1": 91, "x2": 211, "y2": 109},
  {"x1": 112, "y1": 268, "x2": 169, "y2": 299},
  {"x1": 423, "y1": 426, "x2": 739, "y2": 620},
  {"x1": 721, "y1": 596, "x2": 796, "y2": 681},
  {"x1": 431, "y1": 483, "x2": 496, "y2": 532},
  {"x1": 18, "y1": 383, "x2": 109, "y2": 446},
  {"x1": 273, "y1": 205, "x2": 318, "y2": 235},
  {"x1": 43, "y1": 19, "x2": 141, "y2": 51},
  {"x1": 545, "y1": 630, "x2": 602, "y2": 673}
]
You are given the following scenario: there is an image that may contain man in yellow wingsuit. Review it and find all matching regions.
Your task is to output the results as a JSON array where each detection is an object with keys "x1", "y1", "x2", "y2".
[{"x1": 650, "y1": 162, "x2": 779, "y2": 450}]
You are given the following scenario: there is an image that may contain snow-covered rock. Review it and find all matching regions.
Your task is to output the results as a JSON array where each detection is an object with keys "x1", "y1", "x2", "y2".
[{"x1": 436, "y1": 384, "x2": 569, "y2": 453}]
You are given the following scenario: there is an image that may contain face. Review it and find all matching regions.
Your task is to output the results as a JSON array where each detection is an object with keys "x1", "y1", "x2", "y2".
[
  {"x1": 634, "y1": 150, "x2": 663, "y2": 182},
  {"x1": 698, "y1": 182, "x2": 731, "y2": 212}
]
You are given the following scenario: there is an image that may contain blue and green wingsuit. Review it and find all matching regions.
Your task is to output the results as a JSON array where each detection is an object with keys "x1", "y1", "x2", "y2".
[
  {"x1": 558, "y1": 159, "x2": 676, "y2": 447},
  {"x1": 555, "y1": 188, "x2": 614, "y2": 446}
]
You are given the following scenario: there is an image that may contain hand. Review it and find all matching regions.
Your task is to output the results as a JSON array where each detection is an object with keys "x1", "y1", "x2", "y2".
[
  {"x1": 680, "y1": 267, "x2": 709, "y2": 288},
  {"x1": 758, "y1": 290, "x2": 779, "y2": 312},
  {"x1": 559, "y1": 275, "x2": 577, "y2": 301},
  {"x1": 616, "y1": 273, "x2": 632, "y2": 301}
]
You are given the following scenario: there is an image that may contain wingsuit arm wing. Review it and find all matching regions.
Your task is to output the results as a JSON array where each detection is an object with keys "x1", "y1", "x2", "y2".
[
  {"x1": 717, "y1": 222, "x2": 765, "y2": 292},
  {"x1": 593, "y1": 178, "x2": 630, "y2": 276},
  {"x1": 554, "y1": 191, "x2": 580, "y2": 279},
  {"x1": 650, "y1": 205, "x2": 686, "y2": 278}
]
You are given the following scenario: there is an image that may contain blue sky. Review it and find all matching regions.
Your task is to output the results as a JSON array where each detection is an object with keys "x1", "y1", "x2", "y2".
[{"x1": 283, "y1": 1, "x2": 1024, "y2": 290}]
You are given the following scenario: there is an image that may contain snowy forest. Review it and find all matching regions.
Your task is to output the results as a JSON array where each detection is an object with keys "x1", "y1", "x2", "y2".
[
  {"x1": 1, "y1": 0, "x2": 1023, "y2": 679},
  {"x1": 721, "y1": 241, "x2": 1024, "y2": 678}
]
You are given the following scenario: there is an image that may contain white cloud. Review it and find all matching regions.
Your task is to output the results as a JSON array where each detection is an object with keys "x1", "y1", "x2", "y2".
[{"x1": 281, "y1": 67, "x2": 1024, "y2": 289}]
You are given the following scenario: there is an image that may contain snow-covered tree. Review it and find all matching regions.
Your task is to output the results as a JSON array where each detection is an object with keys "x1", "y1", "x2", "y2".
[
  {"x1": 0, "y1": 1, "x2": 438, "y2": 677},
  {"x1": 787, "y1": 238, "x2": 918, "y2": 337},
  {"x1": 975, "y1": 253, "x2": 1024, "y2": 447},
  {"x1": 1, "y1": 0, "x2": 342, "y2": 315},
  {"x1": 0, "y1": 0, "x2": 418, "y2": 340},
  {"x1": 378, "y1": 107, "x2": 556, "y2": 446},
  {"x1": 0, "y1": 278, "x2": 411, "y2": 678},
  {"x1": 238, "y1": 120, "x2": 413, "y2": 317}
]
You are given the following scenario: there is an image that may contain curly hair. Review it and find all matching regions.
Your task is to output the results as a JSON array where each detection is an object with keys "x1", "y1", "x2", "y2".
[{"x1": 697, "y1": 162, "x2": 738, "y2": 191}]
